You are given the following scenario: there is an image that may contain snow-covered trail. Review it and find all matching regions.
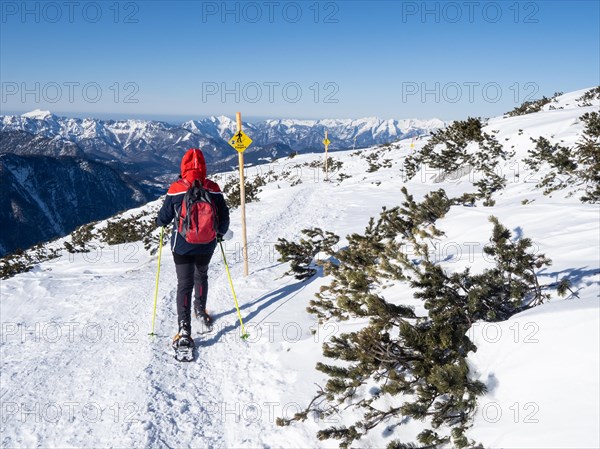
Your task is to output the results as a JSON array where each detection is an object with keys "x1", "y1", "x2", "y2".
[
  {"x1": 0, "y1": 177, "x2": 339, "y2": 448},
  {"x1": 135, "y1": 179, "x2": 340, "y2": 448}
]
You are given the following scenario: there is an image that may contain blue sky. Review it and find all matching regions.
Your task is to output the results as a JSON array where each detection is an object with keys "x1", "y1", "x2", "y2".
[{"x1": 1, "y1": 1, "x2": 598, "y2": 122}]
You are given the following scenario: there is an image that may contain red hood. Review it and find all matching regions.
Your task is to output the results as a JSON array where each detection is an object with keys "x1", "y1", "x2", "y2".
[{"x1": 180, "y1": 148, "x2": 206, "y2": 182}]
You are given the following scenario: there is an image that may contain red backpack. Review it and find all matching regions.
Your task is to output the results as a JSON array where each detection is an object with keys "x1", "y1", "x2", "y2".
[{"x1": 178, "y1": 180, "x2": 218, "y2": 244}]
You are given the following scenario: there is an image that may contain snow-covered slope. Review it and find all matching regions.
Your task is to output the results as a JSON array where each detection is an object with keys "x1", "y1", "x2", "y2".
[{"x1": 0, "y1": 89, "x2": 598, "y2": 448}]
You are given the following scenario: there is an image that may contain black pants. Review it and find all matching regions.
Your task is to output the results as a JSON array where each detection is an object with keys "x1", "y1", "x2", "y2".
[{"x1": 173, "y1": 252, "x2": 213, "y2": 330}]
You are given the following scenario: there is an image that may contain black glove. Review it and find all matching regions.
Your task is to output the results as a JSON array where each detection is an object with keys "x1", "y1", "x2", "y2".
[{"x1": 216, "y1": 233, "x2": 224, "y2": 242}]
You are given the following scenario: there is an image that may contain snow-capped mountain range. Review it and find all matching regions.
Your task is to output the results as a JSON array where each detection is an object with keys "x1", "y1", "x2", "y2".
[
  {"x1": 0, "y1": 110, "x2": 444, "y2": 177},
  {"x1": 182, "y1": 115, "x2": 444, "y2": 151}
]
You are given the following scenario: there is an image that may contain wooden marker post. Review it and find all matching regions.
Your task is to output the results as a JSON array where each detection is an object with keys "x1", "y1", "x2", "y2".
[
  {"x1": 227, "y1": 112, "x2": 252, "y2": 277},
  {"x1": 237, "y1": 113, "x2": 249, "y2": 277},
  {"x1": 323, "y1": 130, "x2": 330, "y2": 181}
]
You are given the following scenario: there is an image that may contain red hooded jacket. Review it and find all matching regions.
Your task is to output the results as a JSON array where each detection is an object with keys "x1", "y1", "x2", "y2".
[
  {"x1": 167, "y1": 148, "x2": 221, "y2": 195},
  {"x1": 157, "y1": 149, "x2": 230, "y2": 255}
]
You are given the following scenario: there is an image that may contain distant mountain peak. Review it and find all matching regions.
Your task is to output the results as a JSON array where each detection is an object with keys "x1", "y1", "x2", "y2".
[
  {"x1": 212, "y1": 115, "x2": 234, "y2": 123},
  {"x1": 22, "y1": 109, "x2": 53, "y2": 120}
]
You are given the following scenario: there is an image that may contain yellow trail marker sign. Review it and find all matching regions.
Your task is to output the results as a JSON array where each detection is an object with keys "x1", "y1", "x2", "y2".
[
  {"x1": 229, "y1": 130, "x2": 253, "y2": 153},
  {"x1": 324, "y1": 131, "x2": 330, "y2": 181}
]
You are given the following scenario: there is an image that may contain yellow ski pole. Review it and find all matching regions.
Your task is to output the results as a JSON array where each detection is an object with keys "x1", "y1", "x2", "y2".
[
  {"x1": 149, "y1": 226, "x2": 164, "y2": 337},
  {"x1": 219, "y1": 240, "x2": 249, "y2": 339}
]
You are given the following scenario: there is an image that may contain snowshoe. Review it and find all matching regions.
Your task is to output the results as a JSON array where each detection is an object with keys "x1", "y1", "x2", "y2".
[{"x1": 173, "y1": 325, "x2": 195, "y2": 362}]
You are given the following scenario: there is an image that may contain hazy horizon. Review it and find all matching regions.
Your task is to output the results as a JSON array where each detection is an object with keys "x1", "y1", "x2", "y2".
[{"x1": 0, "y1": 108, "x2": 452, "y2": 125}]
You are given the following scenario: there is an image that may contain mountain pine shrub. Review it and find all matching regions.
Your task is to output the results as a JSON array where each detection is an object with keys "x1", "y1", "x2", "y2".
[
  {"x1": 0, "y1": 243, "x2": 61, "y2": 279},
  {"x1": 505, "y1": 92, "x2": 562, "y2": 117},
  {"x1": 362, "y1": 148, "x2": 394, "y2": 173},
  {"x1": 325, "y1": 157, "x2": 344, "y2": 172},
  {"x1": 99, "y1": 211, "x2": 156, "y2": 246},
  {"x1": 275, "y1": 228, "x2": 339, "y2": 280},
  {"x1": 576, "y1": 112, "x2": 600, "y2": 202},
  {"x1": 576, "y1": 86, "x2": 600, "y2": 106},
  {"x1": 64, "y1": 223, "x2": 97, "y2": 253},
  {"x1": 223, "y1": 174, "x2": 266, "y2": 208},
  {"x1": 403, "y1": 118, "x2": 510, "y2": 205},
  {"x1": 523, "y1": 112, "x2": 599, "y2": 202},
  {"x1": 278, "y1": 188, "x2": 553, "y2": 448}
]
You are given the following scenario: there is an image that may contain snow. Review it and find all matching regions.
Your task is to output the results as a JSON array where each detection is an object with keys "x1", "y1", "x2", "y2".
[
  {"x1": 469, "y1": 297, "x2": 599, "y2": 448},
  {"x1": 1, "y1": 88, "x2": 599, "y2": 448},
  {"x1": 21, "y1": 109, "x2": 52, "y2": 120}
]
